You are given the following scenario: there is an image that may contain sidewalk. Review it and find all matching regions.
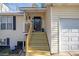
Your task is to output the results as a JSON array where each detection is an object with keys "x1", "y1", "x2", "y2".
[{"x1": 52, "y1": 51, "x2": 79, "y2": 56}]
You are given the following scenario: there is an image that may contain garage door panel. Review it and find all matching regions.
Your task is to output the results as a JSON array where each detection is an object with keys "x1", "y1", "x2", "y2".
[
  {"x1": 61, "y1": 37, "x2": 69, "y2": 41},
  {"x1": 61, "y1": 19, "x2": 79, "y2": 29},
  {"x1": 71, "y1": 29, "x2": 79, "y2": 32},
  {"x1": 62, "y1": 30, "x2": 79, "y2": 36},
  {"x1": 71, "y1": 37, "x2": 79, "y2": 41},
  {"x1": 61, "y1": 44, "x2": 79, "y2": 51},
  {"x1": 61, "y1": 42, "x2": 68, "y2": 44},
  {"x1": 61, "y1": 29, "x2": 69, "y2": 33},
  {"x1": 60, "y1": 19, "x2": 79, "y2": 51},
  {"x1": 71, "y1": 45, "x2": 79, "y2": 50},
  {"x1": 69, "y1": 33, "x2": 79, "y2": 36},
  {"x1": 61, "y1": 45, "x2": 69, "y2": 51},
  {"x1": 68, "y1": 37, "x2": 79, "y2": 42},
  {"x1": 61, "y1": 32, "x2": 69, "y2": 36}
]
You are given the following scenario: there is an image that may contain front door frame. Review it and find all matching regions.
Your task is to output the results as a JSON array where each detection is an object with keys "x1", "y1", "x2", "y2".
[{"x1": 32, "y1": 16, "x2": 42, "y2": 32}]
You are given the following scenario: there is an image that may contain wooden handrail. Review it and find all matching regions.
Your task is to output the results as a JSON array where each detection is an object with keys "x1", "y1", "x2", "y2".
[{"x1": 26, "y1": 22, "x2": 32, "y2": 55}]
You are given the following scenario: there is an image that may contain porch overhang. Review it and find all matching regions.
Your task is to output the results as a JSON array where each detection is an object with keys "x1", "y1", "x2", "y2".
[{"x1": 19, "y1": 7, "x2": 47, "y2": 12}]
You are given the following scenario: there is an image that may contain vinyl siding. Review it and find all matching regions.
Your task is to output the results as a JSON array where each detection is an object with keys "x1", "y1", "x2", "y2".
[
  {"x1": 0, "y1": 15, "x2": 25, "y2": 50},
  {"x1": 51, "y1": 6, "x2": 79, "y2": 53}
]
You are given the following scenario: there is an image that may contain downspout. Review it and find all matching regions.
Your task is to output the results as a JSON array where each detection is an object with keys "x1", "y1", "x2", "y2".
[
  {"x1": 46, "y1": 4, "x2": 53, "y2": 55},
  {"x1": 50, "y1": 4, "x2": 53, "y2": 55},
  {"x1": 23, "y1": 11, "x2": 26, "y2": 54}
]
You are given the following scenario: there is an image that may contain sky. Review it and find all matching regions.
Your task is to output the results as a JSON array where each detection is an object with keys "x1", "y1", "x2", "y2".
[
  {"x1": 4, "y1": 3, "x2": 42, "y2": 11},
  {"x1": 4, "y1": 3, "x2": 32, "y2": 11}
]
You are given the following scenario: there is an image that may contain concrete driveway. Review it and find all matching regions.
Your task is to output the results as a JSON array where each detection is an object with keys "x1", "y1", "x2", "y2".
[{"x1": 52, "y1": 51, "x2": 79, "y2": 56}]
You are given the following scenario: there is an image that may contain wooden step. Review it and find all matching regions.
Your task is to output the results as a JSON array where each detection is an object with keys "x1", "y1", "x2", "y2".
[
  {"x1": 28, "y1": 49, "x2": 50, "y2": 56},
  {"x1": 30, "y1": 44, "x2": 49, "y2": 47},
  {"x1": 29, "y1": 47, "x2": 49, "y2": 51},
  {"x1": 29, "y1": 47, "x2": 49, "y2": 50},
  {"x1": 31, "y1": 38, "x2": 47, "y2": 40},
  {"x1": 30, "y1": 40, "x2": 48, "y2": 43},
  {"x1": 32, "y1": 33, "x2": 46, "y2": 35},
  {"x1": 28, "y1": 52, "x2": 50, "y2": 56},
  {"x1": 30, "y1": 43, "x2": 48, "y2": 46},
  {"x1": 31, "y1": 35, "x2": 47, "y2": 40},
  {"x1": 30, "y1": 42, "x2": 48, "y2": 44},
  {"x1": 32, "y1": 36, "x2": 47, "y2": 38},
  {"x1": 32, "y1": 32, "x2": 45, "y2": 34},
  {"x1": 30, "y1": 46, "x2": 49, "y2": 48},
  {"x1": 30, "y1": 46, "x2": 49, "y2": 49},
  {"x1": 31, "y1": 37, "x2": 47, "y2": 41},
  {"x1": 32, "y1": 35, "x2": 46, "y2": 38}
]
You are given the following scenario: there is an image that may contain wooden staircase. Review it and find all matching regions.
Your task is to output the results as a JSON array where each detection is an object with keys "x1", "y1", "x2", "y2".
[{"x1": 27, "y1": 32, "x2": 50, "y2": 56}]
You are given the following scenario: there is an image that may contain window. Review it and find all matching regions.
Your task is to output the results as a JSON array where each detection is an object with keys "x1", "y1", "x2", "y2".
[
  {"x1": 0, "y1": 16, "x2": 16, "y2": 30},
  {"x1": 0, "y1": 38, "x2": 10, "y2": 46},
  {"x1": 1, "y1": 23, "x2": 6, "y2": 30},
  {"x1": 7, "y1": 16, "x2": 13, "y2": 30},
  {"x1": 1, "y1": 16, "x2": 7, "y2": 30}
]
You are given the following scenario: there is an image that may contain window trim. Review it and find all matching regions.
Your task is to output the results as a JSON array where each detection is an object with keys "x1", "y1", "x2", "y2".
[{"x1": 0, "y1": 16, "x2": 14, "y2": 30}]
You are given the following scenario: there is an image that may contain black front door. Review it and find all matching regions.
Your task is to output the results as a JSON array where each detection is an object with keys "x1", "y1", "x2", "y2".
[{"x1": 33, "y1": 17, "x2": 42, "y2": 31}]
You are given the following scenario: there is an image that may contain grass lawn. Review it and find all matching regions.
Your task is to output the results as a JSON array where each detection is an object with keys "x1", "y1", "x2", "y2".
[
  {"x1": 0, "y1": 48, "x2": 24, "y2": 56},
  {"x1": 0, "y1": 48, "x2": 10, "y2": 56}
]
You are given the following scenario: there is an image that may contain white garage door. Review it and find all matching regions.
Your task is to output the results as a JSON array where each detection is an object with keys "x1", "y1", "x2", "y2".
[{"x1": 60, "y1": 19, "x2": 79, "y2": 51}]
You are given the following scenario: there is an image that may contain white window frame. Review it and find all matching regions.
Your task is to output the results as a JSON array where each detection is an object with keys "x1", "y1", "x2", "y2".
[
  {"x1": 7, "y1": 16, "x2": 13, "y2": 30},
  {"x1": 0, "y1": 16, "x2": 13, "y2": 30}
]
